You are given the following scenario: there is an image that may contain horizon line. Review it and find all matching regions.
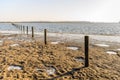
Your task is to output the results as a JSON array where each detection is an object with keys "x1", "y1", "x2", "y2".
[{"x1": 0, "y1": 20, "x2": 119, "y2": 23}]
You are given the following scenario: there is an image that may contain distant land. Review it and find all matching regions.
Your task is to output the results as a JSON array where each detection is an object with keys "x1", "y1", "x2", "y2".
[
  {"x1": 0, "y1": 21, "x2": 91, "y2": 23},
  {"x1": 0, "y1": 21, "x2": 119, "y2": 23}
]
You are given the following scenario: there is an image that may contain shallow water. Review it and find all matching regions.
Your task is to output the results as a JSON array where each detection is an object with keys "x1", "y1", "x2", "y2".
[
  {"x1": 74, "y1": 57, "x2": 84, "y2": 62},
  {"x1": 67, "y1": 47, "x2": 79, "y2": 50},
  {"x1": 46, "y1": 67, "x2": 56, "y2": 75},
  {"x1": 116, "y1": 49, "x2": 120, "y2": 51},
  {"x1": 8, "y1": 65, "x2": 22, "y2": 71},
  {"x1": 10, "y1": 44, "x2": 19, "y2": 47},
  {"x1": 106, "y1": 51, "x2": 117, "y2": 54},
  {"x1": 51, "y1": 41, "x2": 59, "y2": 44},
  {"x1": 0, "y1": 40, "x2": 3, "y2": 46},
  {"x1": 94, "y1": 44, "x2": 109, "y2": 47}
]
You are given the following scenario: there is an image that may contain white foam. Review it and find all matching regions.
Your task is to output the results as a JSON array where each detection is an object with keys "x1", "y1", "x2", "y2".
[
  {"x1": 10, "y1": 44, "x2": 19, "y2": 47},
  {"x1": 67, "y1": 47, "x2": 79, "y2": 50},
  {"x1": 46, "y1": 67, "x2": 56, "y2": 75},
  {"x1": 106, "y1": 51, "x2": 117, "y2": 54},
  {"x1": 94, "y1": 44, "x2": 109, "y2": 47},
  {"x1": 8, "y1": 65, "x2": 22, "y2": 71},
  {"x1": 47, "y1": 33, "x2": 120, "y2": 43},
  {"x1": 51, "y1": 42, "x2": 59, "y2": 44}
]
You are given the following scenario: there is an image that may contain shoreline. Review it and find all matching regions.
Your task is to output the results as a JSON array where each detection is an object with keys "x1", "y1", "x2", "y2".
[{"x1": 1, "y1": 30, "x2": 120, "y2": 43}]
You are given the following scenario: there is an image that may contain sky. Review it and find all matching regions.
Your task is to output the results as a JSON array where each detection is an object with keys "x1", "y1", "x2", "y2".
[{"x1": 0, "y1": 0, "x2": 120, "y2": 22}]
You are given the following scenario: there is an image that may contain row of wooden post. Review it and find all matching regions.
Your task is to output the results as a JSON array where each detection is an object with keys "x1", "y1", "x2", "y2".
[
  {"x1": 12, "y1": 23, "x2": 89, "y2": 67},
  {"x1": 13, "y1": 24, "x2": 36, "y2": 38},
  {"x1": 18, "y1": 26, "x2": 47, "y2": 45},
  {"x1": 21, "y1": 26, "x2": 28, "y2": 35}
]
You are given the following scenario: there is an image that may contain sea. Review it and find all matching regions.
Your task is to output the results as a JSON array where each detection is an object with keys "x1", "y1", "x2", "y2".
[
  {"x1": 0, "y1": 22, "x2": 120, "y2": 43},
  {"x1": 0, "y1": 22, "x2": 120, "y2": 35}
]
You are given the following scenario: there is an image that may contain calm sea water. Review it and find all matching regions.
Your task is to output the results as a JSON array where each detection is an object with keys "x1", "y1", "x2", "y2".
[{"x1": 0, "y1": 22, "x2": 120, "y2": 35}]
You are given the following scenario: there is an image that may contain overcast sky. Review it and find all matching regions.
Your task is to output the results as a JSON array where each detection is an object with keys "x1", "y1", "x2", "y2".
[{"x1": 0, "y1": 0, "x2": 120, "y2": 22}]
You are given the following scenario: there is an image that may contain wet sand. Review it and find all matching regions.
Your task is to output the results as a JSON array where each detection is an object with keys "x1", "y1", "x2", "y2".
[{"x1": 0, "y1": 34, "x2": 120, "y2": 80}]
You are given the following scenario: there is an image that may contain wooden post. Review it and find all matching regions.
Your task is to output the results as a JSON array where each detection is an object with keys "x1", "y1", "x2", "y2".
[
  {"x1": 32, "y1": 27, "x2": 34, "y2": 38},
  {"x1": 18, "y1": 25, "x2": 20, "y2": 30},
  {"x1": 21, "y1": 26, "x2": 23, "y2": 34},
  {"x1": 85, "y1": 36, "x2": 89, "y2": 67},
  {"x1": 21, "y1": 26, "x2": 22, "y2": 31},
  {"x1": 27, "y1": 26, "x2": 28, "y2": 35},
  {"x1": 44, "y1": 29, "x2": 47, "y2": 45},
  {"x1": 23, "y1": 26, "x2": 25, "y2": 34}
]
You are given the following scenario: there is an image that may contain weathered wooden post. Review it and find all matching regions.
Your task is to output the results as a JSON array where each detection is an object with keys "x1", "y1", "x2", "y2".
[
  {"x1": 23, "y1": 26, "x2": 25, "y2": 34},
  {"x1": 44, "y1": 29, "x2": 47, "y2": 45},
  {"x1": 32, "y1": 27, "x2": 34, "y2": 38},
  {"x1": 21, "y1": 26, "x2": 22, "y2": 31},
  {"x1": 27, "y1": 26, "x2": 28, "y2": 35},
  {"x1": 18, "y1": 26, "x2": 20, "y2": 30},
  {"x1": 21, "y1": 26, "x2": 23, "y2": 34},
  {"x1": 85, "y1": 36, "x2": 89, "y2": 67}
]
